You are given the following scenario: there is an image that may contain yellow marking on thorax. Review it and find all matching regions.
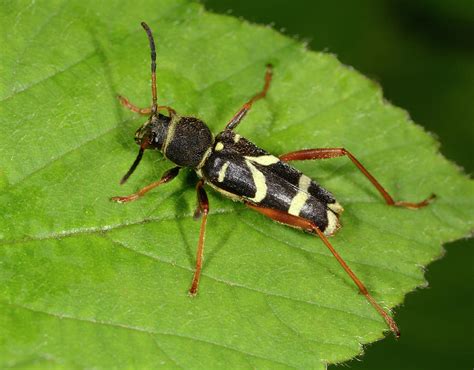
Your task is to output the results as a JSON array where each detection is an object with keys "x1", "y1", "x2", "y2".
[
  {"x1": 288, "y1": 175, "x2": 312, "y2": 216},
  {"x1": 218, "y1": 162, "x2": 230, "y2": 182},
  {"x1": 161, "y1": 114, "x2": 180, "y2": 159},
  {"x1": 233, "y1": 134, "x2": 241, "y2": 143},
  {"x1": 245, "y1": 160, "x2": 267, "y2": 202},
  {"x1": 215, "y1": 142, "x2": 224, "y2": 151},
  {"x1": 244, "y1": 155, "x2": 280, "y2": 166}
]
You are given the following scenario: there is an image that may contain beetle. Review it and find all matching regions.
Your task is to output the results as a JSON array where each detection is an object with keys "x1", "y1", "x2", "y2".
[{"x1": 111, "y1": 22, "x2": 435, "y2": 337}]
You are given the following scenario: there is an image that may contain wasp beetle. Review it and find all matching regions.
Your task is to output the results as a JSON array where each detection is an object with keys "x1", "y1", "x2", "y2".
[{"x1": 111, "y1": 22, "x2": 435, "y2": 337}]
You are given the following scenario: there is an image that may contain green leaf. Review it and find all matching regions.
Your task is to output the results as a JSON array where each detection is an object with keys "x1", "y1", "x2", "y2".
[{"x1": 1, "y1": 1, "x2": 472, "y2": 368}]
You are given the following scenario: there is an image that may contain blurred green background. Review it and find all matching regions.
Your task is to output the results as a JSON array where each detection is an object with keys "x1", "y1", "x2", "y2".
[{"x1": 203, "y1": 0, "x2": 473, "y2": 369}]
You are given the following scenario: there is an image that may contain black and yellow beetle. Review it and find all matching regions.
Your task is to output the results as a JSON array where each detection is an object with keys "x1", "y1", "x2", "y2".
[{"x1": 111, "y1": 22, "x2": 435, "y2": 337}]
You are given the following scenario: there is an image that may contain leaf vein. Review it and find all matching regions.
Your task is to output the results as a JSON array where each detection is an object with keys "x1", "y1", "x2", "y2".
[
  {"x1": 239, "y1": 216, "x2": 421, "y2": 280},
  {"x1": 107, "y1": 236, "x2": 384, "y2": 325},
  {"x1": 1, "y1": 2, "x2": 190, "y2": 103},
  {"x1": 3, "y1": 301, "x2": 299, "y2": 369}
]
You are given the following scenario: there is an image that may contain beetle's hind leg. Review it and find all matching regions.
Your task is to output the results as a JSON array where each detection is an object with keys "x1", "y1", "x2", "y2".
[
  {"x1": 245, "y1": 202, "x2": 400, "y2": 338},
  {"x1": 279, "y1": 148, "x2": 435, "y2": 209},
  {"x1": 225, "y1": 64, "x2": 273, "y2": 131}
]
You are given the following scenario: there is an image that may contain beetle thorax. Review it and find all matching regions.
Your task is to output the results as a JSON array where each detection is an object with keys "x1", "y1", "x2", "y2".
[{"x1": 161, "y1": 115, "x2": 214, "y2": 168}]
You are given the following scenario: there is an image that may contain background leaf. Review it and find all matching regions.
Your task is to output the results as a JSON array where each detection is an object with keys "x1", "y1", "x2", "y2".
[{"x1": 1, "y1": 1, "x2": 472, "y2": 368}]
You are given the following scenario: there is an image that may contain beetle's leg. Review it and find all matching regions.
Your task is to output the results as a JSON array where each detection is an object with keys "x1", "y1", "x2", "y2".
[
  {"x1": 245, "y1": 202, "x2": 400, "y2": 338},
  {"x1": 117, "y1": 95, "x2": 176, "y2": 117},
  {"x1": 280, "y1": 148, "x2": 435, "y2": 209},
  {"x1": 158, "y1": 105, "x2": 177, "y2": 116},
  {"x1": 225, "y1": 64, "x2": 273, "y2": 131},
  {"x1": 189, "y1": 179, "x2": 210, "y2": 296},
  {"x1": 117, "y1": 95, "x2": 152, "y2": 115},
  {"x1": 110, "y1": 166, "x2": 180, "y2": 203}
]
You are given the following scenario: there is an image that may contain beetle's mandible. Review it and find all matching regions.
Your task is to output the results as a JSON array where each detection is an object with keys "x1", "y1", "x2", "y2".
[{"x1": 111, "y1": 22, "x2": 435, "y2": 338}]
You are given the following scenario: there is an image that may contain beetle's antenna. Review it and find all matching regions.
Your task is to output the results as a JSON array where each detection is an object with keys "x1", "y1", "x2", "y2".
[
  {"x1": 141, "y1": 22, "x2": 157, "y2": 114},
  {"x1": 120, "y1": 147, "x2": 145, "y2": 185}
]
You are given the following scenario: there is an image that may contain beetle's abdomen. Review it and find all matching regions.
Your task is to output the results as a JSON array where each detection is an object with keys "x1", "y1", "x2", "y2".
[
  {"x1": 163, "y1": 116, "x2": 213, "y2": 168},
  {"x1": 201, "y1": 130, "x2": 344, "y2": 235}
]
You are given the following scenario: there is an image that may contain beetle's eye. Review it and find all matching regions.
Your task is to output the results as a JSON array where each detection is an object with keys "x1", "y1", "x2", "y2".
[
  {"x1": 134, "y1": 133, "x2": 142, "y2": 145},
  {"x1": 134, "y1": 124, "x2": 150, "y2": 144}
]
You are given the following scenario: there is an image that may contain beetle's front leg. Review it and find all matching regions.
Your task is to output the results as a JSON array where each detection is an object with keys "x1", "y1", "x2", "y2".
[
  {"x1": 280, "y1": 148, "x2": 435, "y2": 209},
  {"x1": 110, "y1": 166, "x2": 180, "y2": 203},
  {"x1": 117, "y1": 95, "x2": 152, "y2": 115},
  {"x1": 189, "y1": 179, "x2": 210, "y2": 296},
  {"x1": 117, "y1": 95, "x2": 177, "y2": 117}
]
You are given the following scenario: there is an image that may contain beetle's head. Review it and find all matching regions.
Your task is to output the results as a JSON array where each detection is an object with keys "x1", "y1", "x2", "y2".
[
  {"x1": 120, "y1": 113, "x2": 171, "y2": 184},
  {"x1": 134, "y1": 113, "x2": 171, "y2": 150}
]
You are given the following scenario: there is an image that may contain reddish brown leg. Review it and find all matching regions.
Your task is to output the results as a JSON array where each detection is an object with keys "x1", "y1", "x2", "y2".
[
  {"x1": 189, "y1": 180, "x2": 210, "y2": 296},
  {"x1": 110, "y1": 166, "x2": 180, "y2": 203},
  {"x1": 118, "y1": 95, "x2": 152, "y2": 115},
  {"x1": 280, "y1": 148, "x2": 435, "y2": 209},
  {"x1": 117, "y1": 95, "x2": 176, "y2": 117},
  {"x1": 246, "y1": 202, "x2": 400, "y2": 337},
  {"x1": 225, "y1": 64, "x2": 273, "y2": 131}
]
